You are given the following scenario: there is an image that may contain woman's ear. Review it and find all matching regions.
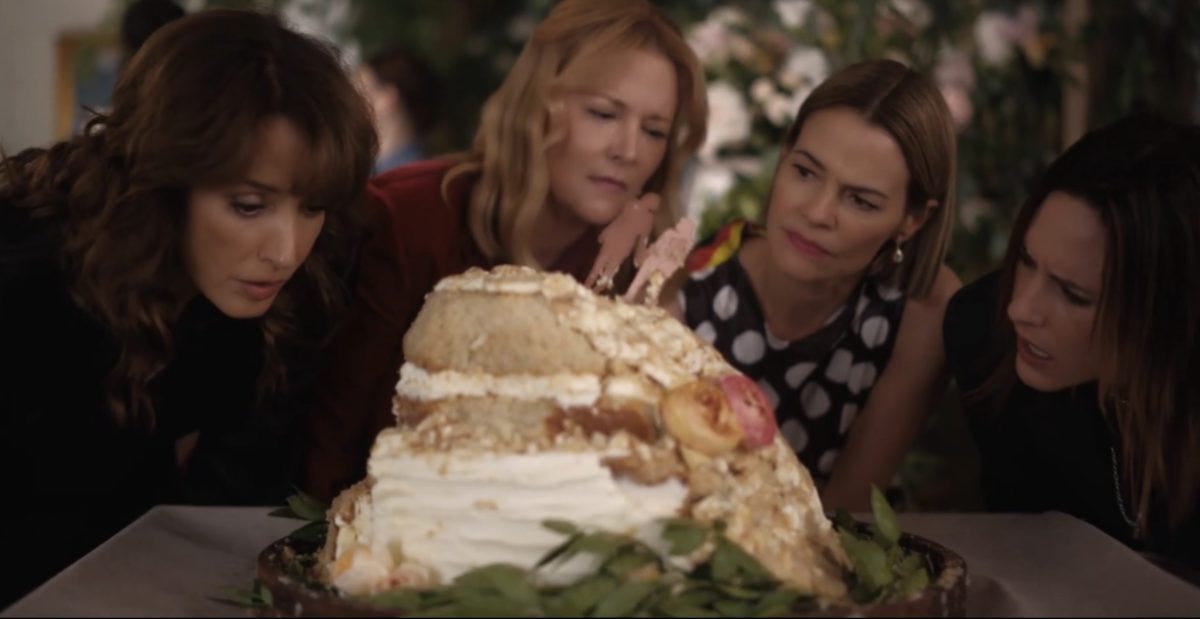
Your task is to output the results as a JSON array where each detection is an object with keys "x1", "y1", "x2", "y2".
[{"x1": 897, "y1": 198, "x2": 938, "y2": 242}]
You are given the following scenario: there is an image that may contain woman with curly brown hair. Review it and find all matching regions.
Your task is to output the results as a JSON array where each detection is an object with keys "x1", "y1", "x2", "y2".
[
  {"x1": 300, "y1": 0, "x2": 709, "y2": 502},
  {"x1": 0, "y1": 10, "x2": 375, "y2": 605}
]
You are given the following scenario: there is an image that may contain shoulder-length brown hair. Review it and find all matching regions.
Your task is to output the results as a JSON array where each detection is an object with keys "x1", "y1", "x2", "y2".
[
  {"x1": 777, "y1": 59, "x2": 956, "y2": 299},
  {"x1": 445, "y1": 0, "x2": 708, "y2": 266},
  {"x1": 1, "y1": 9, "x2": 377, "y2": 428},
  {"x1": 980, "y1": 114, "x2": 1200, "y2": 536}
]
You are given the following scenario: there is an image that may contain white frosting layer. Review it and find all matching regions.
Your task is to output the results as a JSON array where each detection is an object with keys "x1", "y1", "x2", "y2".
[
  {"x1": 396, "y1": 363, "x2": 603, "y2": 408},
  {"x1": 358, "y1": 446, "x2": 687, "y2": 587}
]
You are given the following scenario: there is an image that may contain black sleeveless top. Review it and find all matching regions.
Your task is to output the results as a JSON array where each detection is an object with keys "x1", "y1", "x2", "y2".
[{"x1": 680, "y1": 221, "x2": 906, "y2": 484}]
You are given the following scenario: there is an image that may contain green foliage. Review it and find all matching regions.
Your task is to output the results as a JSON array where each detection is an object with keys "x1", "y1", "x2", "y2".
[{"x1": 833, "y1": 485, "x2": 931, "y2": 604}]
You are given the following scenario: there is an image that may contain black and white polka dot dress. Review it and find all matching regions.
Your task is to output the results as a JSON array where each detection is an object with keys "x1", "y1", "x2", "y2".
[{"x1": 680, "y1": 234, "x2": 906, "y2": 486}]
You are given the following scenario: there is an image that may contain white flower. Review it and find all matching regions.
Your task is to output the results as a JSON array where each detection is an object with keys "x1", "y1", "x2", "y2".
[
  {"x1": 700, "y1": 81, "x2": 751, "y2": 161},
  {"x1": 687, "y1": 20, "x2": 732, "y2": 66},
  {"x1": 890, "y1": 0, "x2": 932, "y2": 30},
  {"x1": 773, "y1": 0, "x2": 814, "y2": 30},
  {"x1": 935, "y1": 47, "x2": 975, "y2": 90},
  {"x1": 684, "y1": 162, "x2": 737, "y2": 222},
  {"x1": 939, "y1": 84, "x2": 973, "y2": 132},
  {"x1": 974, "y1": 11, "x2": 1015, "y2": 66},
  {"x1": 777, "y1": 46, "x2": 829, "y2": 91},
  {"x1": 728, "y1": 34, "x2": 758, "y2": 66},
  {"x1": 711, "y1": 6, "x2": 749, "y2": 27},
  {"x1": 1010, "y1": 5, "x2": 1042, "y2": 49},
  {"x1": 750, "y1": 77, "x2": 777, "y2": 105},
  {"x1": 764, "y1": 92, "x2": 796, "y2": 127}
]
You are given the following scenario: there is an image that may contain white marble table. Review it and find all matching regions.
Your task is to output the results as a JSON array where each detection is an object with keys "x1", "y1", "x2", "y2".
[{"x1": 4, "y1": 506, "x2": 1199, "y2": 617}]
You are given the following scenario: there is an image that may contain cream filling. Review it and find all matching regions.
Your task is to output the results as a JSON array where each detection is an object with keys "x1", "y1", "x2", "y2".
[
  {"x1": 341, "y1": 450, "x2": 686, "y2": 590},
  {"x1": 395, "y1": 364, "x2": 660, "y2": 407}
]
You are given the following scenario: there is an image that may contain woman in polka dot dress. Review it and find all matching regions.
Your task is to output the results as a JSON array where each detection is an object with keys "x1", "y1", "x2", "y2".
[{"x1": 667, "y1": 60, "x2": 961, "y2": 511}]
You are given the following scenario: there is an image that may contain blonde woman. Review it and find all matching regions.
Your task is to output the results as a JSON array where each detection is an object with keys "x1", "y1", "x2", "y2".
[
  {"x1": 302, "y1": 0, "x2": 708, "y2": 501},
  {"x1": 671, "y1": 60, "x2": 961, "y2": 511}
]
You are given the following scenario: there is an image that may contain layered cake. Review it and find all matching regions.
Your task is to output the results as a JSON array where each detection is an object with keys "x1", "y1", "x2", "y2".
[{"x1": 318, "y1": 265, "x2": 851, "y2": 601}]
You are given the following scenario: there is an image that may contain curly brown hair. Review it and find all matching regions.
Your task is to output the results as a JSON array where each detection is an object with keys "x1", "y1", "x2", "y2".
[{"x1": 1, "y1": 9, "x2": 377, "y2": 428}]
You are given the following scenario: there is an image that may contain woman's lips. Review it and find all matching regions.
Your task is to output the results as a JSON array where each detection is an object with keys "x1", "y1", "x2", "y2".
[
  {"x1": 589, "y1": 175, "x2": 627, "y2": 193},
  {"x1": 238, "y1": 279, "x2": 284, "y2": 302},
  {"x1": 784, "y1": 230, "x2": 831, "y2": 257},
  {"x1": 1016, "y1": 336, "x2": 1052, "y2": 365}
]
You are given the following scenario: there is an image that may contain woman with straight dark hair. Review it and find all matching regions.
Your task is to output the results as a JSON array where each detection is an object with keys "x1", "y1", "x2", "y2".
[
  {"x1": 944, "y1": 114, "x2": 1200, "y2": 571},
  {"x1": 0, "y1": 9, "x2": 375, "y2": 605},
  {"x1": 670, "y1": 59, "x2": 961, "y2": 511}
]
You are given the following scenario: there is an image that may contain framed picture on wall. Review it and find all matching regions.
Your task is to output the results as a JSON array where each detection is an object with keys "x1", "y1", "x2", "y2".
[{"x1": 54, "y1": 31, "x2": 120, "y2": 140}]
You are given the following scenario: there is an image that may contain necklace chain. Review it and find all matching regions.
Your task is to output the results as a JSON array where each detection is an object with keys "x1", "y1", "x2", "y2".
[{"x1": 1109, "y1": 445, "x2": 1139, "y2": 530}]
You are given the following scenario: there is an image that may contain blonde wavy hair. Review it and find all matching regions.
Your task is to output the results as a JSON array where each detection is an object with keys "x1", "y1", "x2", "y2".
[
  {"x1": 444, "y1": 0, "x2": 708, "y2": 266},
  {"x1": 1, "y1": 10, "x2": 376, "y2": 428}
]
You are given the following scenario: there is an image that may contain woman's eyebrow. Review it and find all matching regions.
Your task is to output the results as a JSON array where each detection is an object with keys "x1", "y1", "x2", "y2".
[{"x1": 794, "y1": 149, "x2": 888, "y2": 199}]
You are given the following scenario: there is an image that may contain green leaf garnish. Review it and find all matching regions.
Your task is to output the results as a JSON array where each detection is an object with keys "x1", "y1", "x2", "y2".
[
  {"x1": 662, "y1": 519, "x2": 709, "y2": 556},
  {"x1": 591, "y1": 580, "x2": 657, "y2": 617},
  {"x1": 284, "y1": 492, "x2": 329, "y2": 522},
  {"x1": 542, "y1": 519, "x2": 580, "y2": 536},
  {"x1": 831, "y1": 484, "x2": 935, "y2": 605},
  {"x1": 870, "y1": 485, "x2": 901, "y2": 546}
]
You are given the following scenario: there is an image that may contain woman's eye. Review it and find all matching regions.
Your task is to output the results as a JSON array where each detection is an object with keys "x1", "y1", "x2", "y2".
[
  {"x1": 791, "y1": 164, "x2": 814, "y2": 179},
  {"x1": 1062, "y1": 286, "x2": 1093, "y2": 307},
  {"x1": 230, "y1": 198, "x2": 265, "y2": 216},
  {"x1": 587, "y1": 108, "x2": 616, "y2": 120},
  {"x1": 643, "y1": 127, "x2": 668, "y2": 140},
  {"x1": 849, "y1": 194, "x2": 879, "y2": 211},
  {"x1": 302, "y1": 203, "x2": 328, "y2": 217}
]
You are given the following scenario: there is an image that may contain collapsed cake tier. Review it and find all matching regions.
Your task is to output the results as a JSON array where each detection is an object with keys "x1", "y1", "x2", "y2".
[{"x1": 319, "y1": 265, "x2": 850, "y2": 600}]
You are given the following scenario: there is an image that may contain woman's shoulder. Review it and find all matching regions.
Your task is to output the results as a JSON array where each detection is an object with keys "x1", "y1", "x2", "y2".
[
  {"x1": 894, "y1": 264, "x2": 962, "y2": 320},
  {"x1": 943, "y1": 270, "x2": 1001, "y2": 343},
  {"x1": 941, "y1": 270, "x2": 1004, "y2": 389},
  {"x1": 367, "y1": 157, "x2": 461, "y2": 213},
  {"x1": 364, "y1": 156, "x2": 478, "y2": 258}
]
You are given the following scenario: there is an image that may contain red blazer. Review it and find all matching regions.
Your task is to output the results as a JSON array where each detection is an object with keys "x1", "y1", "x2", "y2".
[{"x1": 302, "y1": 158, "x2": 599, "y2": 500}]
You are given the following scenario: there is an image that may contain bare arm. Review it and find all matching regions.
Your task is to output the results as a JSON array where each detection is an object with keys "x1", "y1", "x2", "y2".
[{"x1": 820, "y1": 264, "x2": 962, "y2": 512}]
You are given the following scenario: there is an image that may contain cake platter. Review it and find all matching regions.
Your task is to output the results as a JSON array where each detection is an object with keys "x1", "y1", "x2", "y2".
[{"x1": 253, "y1": 524, "x2": 967, "y2": 618}]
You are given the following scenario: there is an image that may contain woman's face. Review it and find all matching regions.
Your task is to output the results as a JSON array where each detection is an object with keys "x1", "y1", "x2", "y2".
[
  {"x1": 184, "y1": 116, "x2": 325, "y2": 319},
  {"x1": 764, "y1": 106, "x2": 925, "y2": 286},
  {"x1": 545, "y1": 47, "x2": 678, "y2": 227},
  {"x1": 1007, "y1": 191, "x2": 1106, "y2": 391}
]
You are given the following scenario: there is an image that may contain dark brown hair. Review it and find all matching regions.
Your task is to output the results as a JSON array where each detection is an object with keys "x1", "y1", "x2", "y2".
[
  {"x1": 1, "y1": 9, "x2": 377, "y2": 428},
  {"x1": 979, "y1": 114, "x2": 1200, "y2": 535},
  {"x1": 779, "y1": 59, "x2": 956, "y2": 299}
]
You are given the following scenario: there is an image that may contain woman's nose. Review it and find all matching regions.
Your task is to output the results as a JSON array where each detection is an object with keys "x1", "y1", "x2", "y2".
[
  {"x1": 259, "y1": 214, "x2": 299, "y2": 269},
  {"x1": 1007, "y1": 273, "x2": 1045, "y2": 327},
  {"x1": 802, "y1": 184, "x2": 838, "y2": 228},
  {"x1": 607, "y1": 121, "x2": 640, "y2": 164}
]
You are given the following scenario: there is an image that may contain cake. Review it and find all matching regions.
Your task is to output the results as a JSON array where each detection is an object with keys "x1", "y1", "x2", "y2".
[{"x1": 317, "y1": 265, "x2": 851, "y2": 602}]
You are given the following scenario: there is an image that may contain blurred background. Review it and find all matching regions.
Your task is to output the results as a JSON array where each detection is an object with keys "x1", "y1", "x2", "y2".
[{"x1": 2, "y1": 0, "x2": 1197, "y2": 510}]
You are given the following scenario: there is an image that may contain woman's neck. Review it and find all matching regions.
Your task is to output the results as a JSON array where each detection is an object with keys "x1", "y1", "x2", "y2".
[
  {"x1": 530, "y1": 202, "x2": 589, "y2": 268},
  {"x1": 739, "y1": 237, "x2": 859, "y2": 341}
]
